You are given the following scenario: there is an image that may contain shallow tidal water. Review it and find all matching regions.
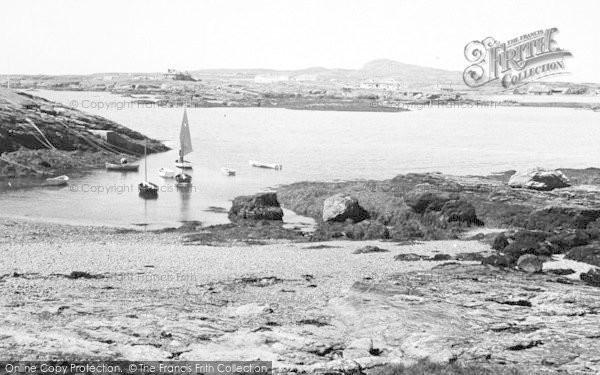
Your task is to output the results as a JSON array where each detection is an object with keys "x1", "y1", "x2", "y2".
[{"x1": 1, "y1": 90, "x2": 599, "y2": 229}]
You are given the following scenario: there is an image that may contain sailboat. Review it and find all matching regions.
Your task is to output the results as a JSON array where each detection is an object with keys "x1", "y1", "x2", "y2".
[
  {"x1": 175, "y1": 109, "x2": 193, "y2": 185},
  {"x1": 138, "y1": 140, "x2": 159, "y2": 197}
]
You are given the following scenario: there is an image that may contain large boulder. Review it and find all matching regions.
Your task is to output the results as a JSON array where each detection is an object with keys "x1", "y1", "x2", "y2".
[
  {"x1": 228, "y1": 192, "x2": 284, "y2": 221},
  {"x1": 565, "y1": 244, "x2": 600, "y2": 267},
  {"x1": 508, "y1": 168, "x2": 570, "y2": 191},
  {"x1": 503, "y1": 230, "x2": 550, "y2": 258},
  {"x1": 517, "y1": 254, "x2": 543, "y2": 273},
  {"x1": 322, "y1": 194, "x2": 369, "y2": 223},
  {"x1": 546, "y1": 230, "x2": 591, "y2": 253},
  {"x1": 481, "y1": 254, "x2": 517, "y2": 268}
]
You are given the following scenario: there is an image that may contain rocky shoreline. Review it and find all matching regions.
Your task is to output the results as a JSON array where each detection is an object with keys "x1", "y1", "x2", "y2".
[
  {"x1": 0, "y1": 88, "x2": 168, "y2": 178},
  {"x1": 2, "y1": 88, "x2": 600, "y2": 372},
  {"x1": 2, "y1": 167, "x2": 600, "y2": 373},
  {"x1": 0, "y1": 216, "x2": 599, "y2": 374}
]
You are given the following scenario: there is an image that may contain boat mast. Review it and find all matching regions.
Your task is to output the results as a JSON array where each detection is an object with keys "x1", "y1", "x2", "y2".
[
  {"x1": 180, "y1": 107, "x2": 186, "y2": 165},
  {"x1": 144, "y1": 140, "x2": 148, "y2": 182}
]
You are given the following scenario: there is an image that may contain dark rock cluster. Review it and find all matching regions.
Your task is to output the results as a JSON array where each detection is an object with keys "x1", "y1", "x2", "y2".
[{"x1": 228, "y1": 192, "x2": 284, "y2": 222}]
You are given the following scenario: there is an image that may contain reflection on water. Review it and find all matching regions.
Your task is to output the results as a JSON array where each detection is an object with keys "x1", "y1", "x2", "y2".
[
  {"x1": 1, "y1": 90, "x2": 599, "y2": 229},
  {"x1": 177, "y1": 184, "x2": 193, "y2": 223}
]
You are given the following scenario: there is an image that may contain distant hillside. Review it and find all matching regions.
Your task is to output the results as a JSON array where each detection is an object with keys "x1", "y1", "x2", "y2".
[
  {"x1": 354, "y1": 59, "x2": 462, "y2": 84},
  {"x1": 190, "y1": 58, "x2": 464, "y2": 89}
]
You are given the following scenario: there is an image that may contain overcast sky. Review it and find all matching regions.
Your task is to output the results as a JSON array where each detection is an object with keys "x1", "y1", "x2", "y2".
[{"x1": 1, "y1": 0, "x2": 598, "y2": 82}]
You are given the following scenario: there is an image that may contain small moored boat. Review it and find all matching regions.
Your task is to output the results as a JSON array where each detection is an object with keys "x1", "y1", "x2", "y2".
[
  {"x1": 175, "y1": 173, "x2": 192, "y2": 185},
  {"x1": 175, "y1": 109, "x2": 194, "y2": 169},
  {"x1": 175, "y1": 160, "x2": 193, "y2": 169},
  {"x1": 138, "y1": 141, "x2": 159, "y2": 198},
  {"x1": 220, "y1": 167, "x2": 236, "y2": 176},
  {"x1": 174, "y1": 109, "x2": 194, "y2": 186},
  {"x1": 159, "y1": 168, "x2": 175, "y2": 178},
  {"x1": 106, "y1": 160, "x2": 139, "y2": 171},
  {"x1": 138, "y1": 181, "x2": 158, "y2": 197},
  {"x1": 249, "y1": 160, "x2": 282, "y2": 170},
  {"x1": 44, "y1": 175, "x2": 69, "y2": 186}
]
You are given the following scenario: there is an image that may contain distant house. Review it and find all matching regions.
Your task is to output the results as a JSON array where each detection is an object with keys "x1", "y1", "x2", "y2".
[
  {"x1": 513, "y1": 87, "x2": 526, "y2": 95},
  {"x1": 164, "y1": 69, "x2": 195, "y2": 81},
  {"x1": 254, "y1": 74, "x2": 289, "y2": 83},
  {"x1": 551, "y1": 87, "x2": 572, "y2": 94},
  {"x1": 359, "y1": 79, "x2": 402, "y2": 91},
  {"x1": 528, "y1": 85, "x2": 552, "y2": 95}
]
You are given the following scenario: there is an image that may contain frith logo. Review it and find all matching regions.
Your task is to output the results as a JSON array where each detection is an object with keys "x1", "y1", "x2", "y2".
[{"x1": 463, "y1": 28, "x2": 572, "y2": 88}]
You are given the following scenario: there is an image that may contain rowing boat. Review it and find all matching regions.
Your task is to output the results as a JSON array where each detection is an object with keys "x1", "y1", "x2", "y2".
[
  {"x1": 105, "y1": 162, "x2": 139, "y2": 171},
  {"x1": 44, "y1": 175, "x2": 69, "y2": 186},
  {"x1": 249, "y1": 160, "x2": 282, "y2": 170}
]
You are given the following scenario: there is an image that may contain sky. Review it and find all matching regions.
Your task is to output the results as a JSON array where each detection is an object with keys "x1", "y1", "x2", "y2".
[{"x1": 1, "y1": 0, "x2": 599, "y2": 82}]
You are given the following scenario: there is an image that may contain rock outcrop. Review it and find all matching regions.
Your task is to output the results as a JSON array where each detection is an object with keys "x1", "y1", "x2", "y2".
[
  {"x1": 0, "y1": 88, "x2": 168, "y2": 176},
  {"x1": 565, "y1": 244, "x2": 600, "y2": 267},
  {"x1": 278, "y1": 170, "x2": 600, "y2": 241},
  {"x1": 352, "y1": 245, "x2": 389, "y2": 254},
  {"x1": 404, "y1": 191, "x2": 452, "y2": 214},
  {"x1": 322, "y1": 194, "x2": 369, "y2": 223},
  {"x1": 440, "y1": 199, "x2": 483, "y2": 225},
  {"x1": 580, "y1": 269, "x2": 600, "y2": 287},
  {"x1": 0, "y1": 89, "x2": 167, "y2": 155},
  {"x1": 517, "y1": 254, "x2": 544, "y2": 273},
  {"x1": 228, "y1": 192, "x2": 284, "y2": 221},
  {"x1": 508, "y1": 168, "x2": 570, "y2": 191}
]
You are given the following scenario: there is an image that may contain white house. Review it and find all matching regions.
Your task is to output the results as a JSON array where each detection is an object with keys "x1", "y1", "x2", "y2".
[{"x1": 254, "y1": 74, "x2": 289, "y2": 83}]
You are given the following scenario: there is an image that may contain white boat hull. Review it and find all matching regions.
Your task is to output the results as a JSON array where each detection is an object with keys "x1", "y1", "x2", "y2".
[
  {"x1": 175, "y1": 161, "x2": 193, "y2": 169},
  {"x1": 158, "y1": 168, "x2": 175, "y2": 178},
  {"x1": 249, "y1": 160, "x2": 282, "y2": 170},
  {"x1": 44, "y1": 175, "x2": 69, "y2": 186}
]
